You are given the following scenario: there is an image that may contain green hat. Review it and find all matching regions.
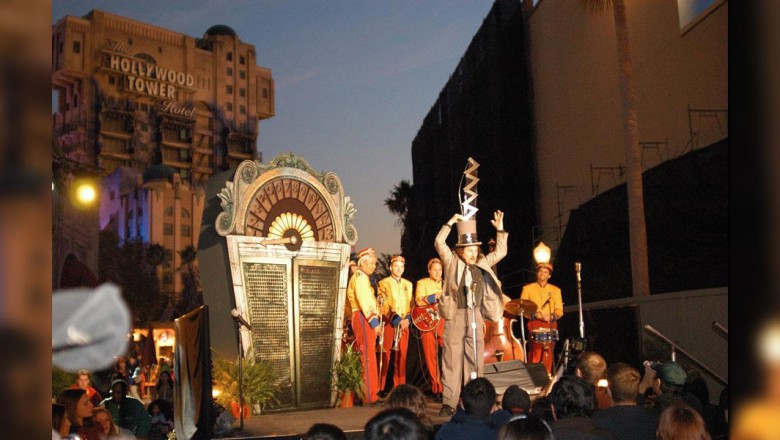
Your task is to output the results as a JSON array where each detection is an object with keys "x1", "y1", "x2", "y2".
[{"x1": 652, "y1": 361, "x2": 687, "y2": 388}]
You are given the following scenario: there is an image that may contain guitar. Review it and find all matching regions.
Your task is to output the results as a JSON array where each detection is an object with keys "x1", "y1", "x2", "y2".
[{"x1": 411, "y1": 303, "x2": 442, "y2": 332}]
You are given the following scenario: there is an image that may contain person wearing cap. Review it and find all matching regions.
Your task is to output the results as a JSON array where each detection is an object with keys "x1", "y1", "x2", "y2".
[
  {"x1": 639, "y1": 361, "x2": 702, "y2": 414},
  {"x1": 100, "y1": 378, "x2": 151, "y2": 438},
  {"x1": 377, "y1": 255, "x2": 414, "y2": 393},
  {"x1": 520, "y1": 261, "x2": 563, "y2": 373},
  {"x1": 342, "y1": 260, "x2": 359, "y2": 341},
  {"x1": 502, "y1": 384, "x2": 532, "y2": 415},
  {"x1": 415, "y1": 257, "x2": 445, "y2": 400},
  {"x1": 434, "y1": 210, "x2": 507, "y2": 416},
  {"x1": 346, "y1": 248, "x2": 382, "y2": 405}
]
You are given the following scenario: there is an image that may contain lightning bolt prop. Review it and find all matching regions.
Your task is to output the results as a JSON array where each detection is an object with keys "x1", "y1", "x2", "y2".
[{"x1": 460, "y1": 157, "x2": 480, "y2": 220}]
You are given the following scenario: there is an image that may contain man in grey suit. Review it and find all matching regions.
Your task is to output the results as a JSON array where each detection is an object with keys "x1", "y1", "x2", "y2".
[{"x1": 434, "y1": 210, "x2": 507, "y2": 416}]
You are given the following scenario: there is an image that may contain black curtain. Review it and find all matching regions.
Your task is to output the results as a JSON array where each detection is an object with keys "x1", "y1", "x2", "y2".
[{"x1": 174, "y1": 305, "x2": 213, "y2": 439}]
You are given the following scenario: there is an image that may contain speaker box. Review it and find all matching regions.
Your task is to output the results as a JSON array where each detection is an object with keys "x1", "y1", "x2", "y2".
[{"x1": 483, "y1": 360, "x2": 551, "y2": 395}]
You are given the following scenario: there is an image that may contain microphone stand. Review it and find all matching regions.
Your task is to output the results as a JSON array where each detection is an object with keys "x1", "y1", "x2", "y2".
[
  {"x1": 234, "y1": 318, "x2": 246, "y2": 430},
  {"x1": 518, "y1": 311, "x2": 528, "y2": 363},
  {"x1": 468, "y1": 279, "x2": 478, "y2": 380},
  {"x1": 575, "y1": 262, "x2": 584, "y2": 339}
]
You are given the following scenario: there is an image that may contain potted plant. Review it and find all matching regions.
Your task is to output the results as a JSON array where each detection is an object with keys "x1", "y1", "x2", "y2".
[
  {"x1": 331, "y1": 342, "x2": 366, "y2": 408},
  {"x1": 212, "y1": 352, "x2": 279, "y2": 418}
]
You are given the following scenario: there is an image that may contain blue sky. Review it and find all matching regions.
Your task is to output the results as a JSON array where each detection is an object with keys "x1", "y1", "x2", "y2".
[{"x1": 53, "y1": 0, "x2": 493, "y2": 255}]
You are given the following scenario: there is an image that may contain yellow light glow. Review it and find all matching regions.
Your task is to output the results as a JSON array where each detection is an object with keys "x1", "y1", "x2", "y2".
[
  {"x1": 759, "y1": 320, "x2": 780, "y2": 364},
  {"x1": 597, "y1": 379, "x2": 609, "y2": 388},
  {"x1": 76, "y1": 183, "x2": 97, "y2": 204},
  {"x1": 533, "y1": 242, "x2": 551, "y2": 265},
  {"x1": 212, "y1": 388, "x2": 221, "y2": 398}
]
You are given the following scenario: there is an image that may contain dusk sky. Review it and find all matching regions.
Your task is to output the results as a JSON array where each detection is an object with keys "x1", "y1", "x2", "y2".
[{"x1": 53, "y1": 0, "x2": 495, "y2": 256}]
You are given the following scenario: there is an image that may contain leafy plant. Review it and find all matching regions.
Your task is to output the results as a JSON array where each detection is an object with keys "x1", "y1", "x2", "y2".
[
  {"x1": 212, "y1": 352, "x2": 279, "y2": 412},
  {"x1": 52, "y1": 367, "x2": 77, "y2": 398},
  {"x1": 331, "y1": 342, "x2": 366, "y2": 402}
]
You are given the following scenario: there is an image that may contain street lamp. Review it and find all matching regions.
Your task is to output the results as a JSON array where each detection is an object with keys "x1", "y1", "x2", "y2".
[{"x1": 74, "y1": 181, "x2": 97, "y2": 205}]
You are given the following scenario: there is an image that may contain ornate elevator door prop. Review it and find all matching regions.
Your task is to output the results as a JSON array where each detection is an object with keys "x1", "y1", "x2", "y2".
[{"x1": 216, "y1": 154, "x2": 358, "y2": 410}]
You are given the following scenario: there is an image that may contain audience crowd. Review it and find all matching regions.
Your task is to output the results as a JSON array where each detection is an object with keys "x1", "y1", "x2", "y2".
[
  {"x1": 54, "y1": 355, "x2": 175, "y2": 440},
  {"x1": 53, "y1": 350, "x2": 728, "y2": 440}
]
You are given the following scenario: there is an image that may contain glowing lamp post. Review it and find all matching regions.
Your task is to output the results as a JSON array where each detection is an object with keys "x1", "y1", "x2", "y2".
[
  {"x1": 74, "y1": 181, "x2": 97, "y2": 206},
  {"x1": 533, "y1": 242, "x2": 551, "y2": 266}
]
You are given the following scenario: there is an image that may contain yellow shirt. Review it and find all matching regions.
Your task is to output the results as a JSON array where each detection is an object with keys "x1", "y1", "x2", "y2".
[
  {"x1": 415, "y1": 277, "x2": 443, "y2": 306},
  {"x1": 347, "y1": 270, "x2": 379, "y2": 327},
  {"x1": 519, "y1": 282, "x2": 563, "y2": 320},
  {"x1": 377, "y1": 276, "x2": 413, "y2": 325}
]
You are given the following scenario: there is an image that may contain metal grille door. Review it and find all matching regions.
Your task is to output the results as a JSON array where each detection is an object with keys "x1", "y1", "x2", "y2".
[
  {"x1": 242, "y1": 261, "x2": 295, "y2": 407},
  {"x1": 241, "y1": 258, "x2": 339, "y2": 410},
  {"x1": 295, "y1": 261, "x2": 339, "y2": 407}
]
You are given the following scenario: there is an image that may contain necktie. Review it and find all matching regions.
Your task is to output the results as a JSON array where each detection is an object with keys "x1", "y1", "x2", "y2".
[{"x1": 464, "y1": 266, "x2": 474, "y2": 309}]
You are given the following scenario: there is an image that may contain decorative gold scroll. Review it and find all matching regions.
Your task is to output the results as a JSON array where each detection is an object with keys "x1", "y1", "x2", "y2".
[{"x1": 461, "y1": 157, "x2": 480, "y2": 220}]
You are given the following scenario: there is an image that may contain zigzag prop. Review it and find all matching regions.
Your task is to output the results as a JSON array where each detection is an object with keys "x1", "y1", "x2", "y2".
[{"x1": 460, "y1": 157, "x2": 480, "y2": 220}]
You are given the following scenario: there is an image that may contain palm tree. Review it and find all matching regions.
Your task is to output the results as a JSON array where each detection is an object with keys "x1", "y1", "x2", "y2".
[
  {"x1": 177, "y1": 245, "x2": 201, "y2": 312},
  {"x1": 146, "y1": 243, "x2": 172, "y2": 294},
  {"x1": 583, "y1": 0, "x2": 649, "y2": 297},
  {"x1": 384, "y1": 180, "x2": 413, "y2": 226}
]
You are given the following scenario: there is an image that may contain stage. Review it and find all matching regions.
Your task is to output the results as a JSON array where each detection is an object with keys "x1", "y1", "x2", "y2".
[
  {"x1": 214, "y1": 359, "x2": 550, "y2": 439},
  {"x1": 216, "y1": 399, "x2": 453, "y2": 439}
]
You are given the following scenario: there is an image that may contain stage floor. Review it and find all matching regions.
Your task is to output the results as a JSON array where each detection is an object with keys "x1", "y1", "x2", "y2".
[
  {"x1": 217, "y1": 399, "x2": 453, "y2": 439},
  {"x1": 214, "y1": 360, "x2": 547, "y2": 439}
]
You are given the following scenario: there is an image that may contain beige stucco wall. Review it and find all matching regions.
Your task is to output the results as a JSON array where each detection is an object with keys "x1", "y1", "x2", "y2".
[{"x1": 528, "y1": 0, "x2": 728, "y2": 248}]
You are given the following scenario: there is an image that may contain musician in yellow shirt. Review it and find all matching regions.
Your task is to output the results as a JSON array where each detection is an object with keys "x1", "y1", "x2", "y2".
[
  {"x1": 346, "y1": 248, "x2": 382, "y2": 404},
  {"x1": 377, "y1": 255, "x2": 413, "y2": 393},
  {"x1": 414, "y1": 257, "x2": 445, "y2": 401},
  {"x1": 519, "y1": 262, "x2": 563, "y2": 373}
]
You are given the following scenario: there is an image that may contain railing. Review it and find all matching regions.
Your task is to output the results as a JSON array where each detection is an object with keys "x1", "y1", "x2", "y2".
[
  {"x1": 711, "y1": 321, "x2": 728, "y2": 341},
  {"x1": 644, "y1": 324, "x2": 727, "y2": 385}
]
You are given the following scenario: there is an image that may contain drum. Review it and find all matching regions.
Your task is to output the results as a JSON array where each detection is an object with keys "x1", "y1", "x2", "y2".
[{"x1": 531, "y1": 328, "x2": 559, "y2": 343}]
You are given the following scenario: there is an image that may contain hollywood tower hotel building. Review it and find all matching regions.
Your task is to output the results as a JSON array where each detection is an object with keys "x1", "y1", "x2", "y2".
[{"x1": 52, "y1": 9, "x2": 274, "y2": 290}]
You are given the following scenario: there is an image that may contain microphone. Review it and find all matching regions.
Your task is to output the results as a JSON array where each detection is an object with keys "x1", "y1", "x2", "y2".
[
  {"x1": 575, "y1": 262, "x2": 581, "y2": 282},
  {"x1": 542, "y1": 292, "x2": 551, "y2": 308},
  {"x1": 467, "y1": 281, "x2": 477, "y2": 309},
  {"x1": 231, "y1": 309, "x2": 253, "y2": 330}
]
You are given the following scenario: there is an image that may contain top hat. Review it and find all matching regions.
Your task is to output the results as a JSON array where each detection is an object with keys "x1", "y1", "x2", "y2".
[{"x1": 455, "y1": 220, "x2": 481, "y2": 247}]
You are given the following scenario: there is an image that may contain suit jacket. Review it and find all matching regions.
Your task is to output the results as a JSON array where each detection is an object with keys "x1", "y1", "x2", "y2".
[{"x1": 434, "y1": 223, "x2": 507, "y2": 321}]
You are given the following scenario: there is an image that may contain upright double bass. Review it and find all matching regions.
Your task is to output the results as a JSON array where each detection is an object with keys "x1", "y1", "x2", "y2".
[{"x1": 483, "y1": 295, "x2": 528, "y2": 364}]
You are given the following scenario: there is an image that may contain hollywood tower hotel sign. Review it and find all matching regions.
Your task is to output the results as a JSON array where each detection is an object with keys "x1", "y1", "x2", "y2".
[{"x1": 103, "y1": 40, "x2": 195, "y2": 115}]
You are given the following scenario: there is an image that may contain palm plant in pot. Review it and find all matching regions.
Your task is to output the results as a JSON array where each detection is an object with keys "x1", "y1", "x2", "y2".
[
  {"x1": 212, "y1": 352, "x2": 279, "y2": 418},
  {"x1": 331, "y1": 342, "x2": 366, "y2": 408}
]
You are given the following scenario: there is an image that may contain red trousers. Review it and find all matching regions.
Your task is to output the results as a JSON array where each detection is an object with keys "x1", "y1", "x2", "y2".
[
  {"x1": 528, "y1": 342, "x2": 555, "y2": 374},
  {"x1": 352, "y1": 311, "x2": 379, "y2": 403},
  {"x1": 420, "y1": 319, "x2": 444, "y2": 394},
  {"x1": 380, "y1": 324, "x2": 409, "y2": 389}
]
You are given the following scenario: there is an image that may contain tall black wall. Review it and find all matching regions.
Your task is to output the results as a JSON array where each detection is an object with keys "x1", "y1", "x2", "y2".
[
  {"x1": 197, "y1": 168, "x2": 240, "y2": 360},
  {"x1": 554, "y1": 139, "x2": 728, "y2": 304},
  {"x1": 407, "y1": 0, "x2": 537, "y2": 296}
]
